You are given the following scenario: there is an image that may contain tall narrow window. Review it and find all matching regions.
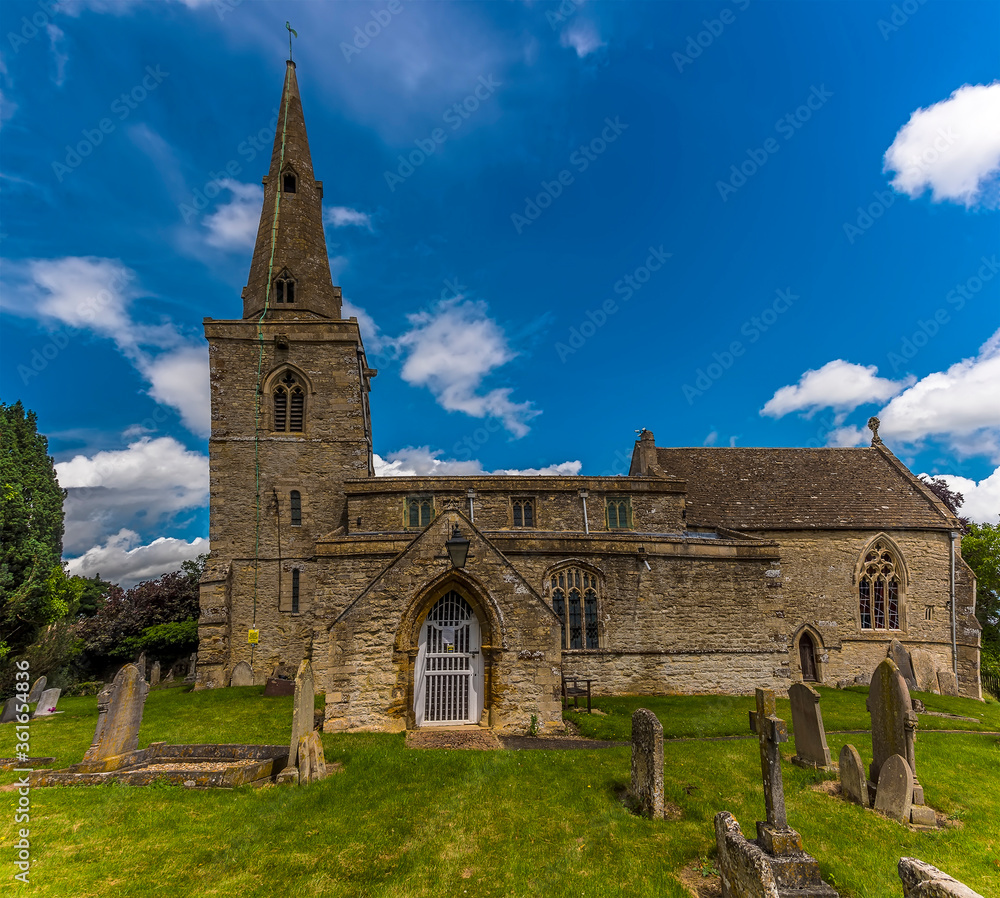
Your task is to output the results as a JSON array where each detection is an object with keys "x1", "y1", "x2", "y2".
[
  {"x1": 405, "y1": 496, "x2": 433, "y2": 529},
  {"x1": 290, "y1": 490, "x2": 302, "y2": 526},
  {"x1": 859, "y1": 540, "x2": 901, "y2": 630},
  {"x1": 291, "y1": 568, "x2": 300, "y2": 614},
  {"x1": 512, "y1": 498, "x2": 535, "y2": 528},
  {"x1": 274, "y1": 274, "x2": 295, "y2": 304},
  {"x1": 273, "y1": 371, "x2": 305, "y2": 433},
  {"x1": 606, "y1": 497, "x2": 632, "y2": 529},
  {"x1": 550, "y1": 567, "x2": 600, "y2": 649},
  {"x1": 282, "y1": 172, "x2": 297, "y2": 193}
]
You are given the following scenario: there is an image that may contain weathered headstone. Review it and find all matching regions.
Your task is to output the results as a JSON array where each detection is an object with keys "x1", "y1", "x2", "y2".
[
  {"x1": 937, "y1": 668, "x2": 959, "y2": 696},
  {"x1": 135, "y1": 652, "x2": 147, "y2": 682},
  {"x1": 277, "y1": 659, "x2": 314, "y2": 784},
  {"x1": 838, "y1": 744, "x2": 869, "y2": 807},
  {"x1": 898, "y1": 858, "x2": 984, "y2": 898},
  {"x1": 230, "y1": 661, "x2": 254, "y2": 687},
  {"x1": 150, "y1": 661, "x2": 161, "y2": 686},
  {"x1": 163, "y1": 669, "x2": 175, "y2": 684},
  {"x1": 2, "y1": 697, "x2": 24, "y2": 723},
  {"x1": 82, "y1": 664, "x2": 150, "y2": 761},
  {"x1": 789, "y1": 682, "x2": 831, "y2": 769},
  {"x1": 909, "y1": 649, "x2": 938, "y2": 693},
  {"x1": 749, "y1": 688, "x2": 793, "y2": 851},
  {"x1": 714, "y1": 811, "x2": 780, "y2": 898},
  {"x1": 184, "y1": 653, "x2": 197, "y2": 683},
  {"x1": 33, "y1": 688, "x2": 62, "y2": 716},
  {"x1": 873, "y1": 754, "x2": 913, "y2": 823},
  {"x1": 629, "y1": 708, "x2": 664, "y2": 818},
  {"x1": 297, "y1": 730, "x2": 328, "y2": 784},
  {"x1": 889, "y1": 639, "x2": 917, "y2": 690},
  {"x1": 27, "y1": 676, "x2": 47, "y2": 703}
]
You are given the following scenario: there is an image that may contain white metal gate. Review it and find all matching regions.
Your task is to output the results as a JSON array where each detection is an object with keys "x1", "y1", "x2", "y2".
[{"x1": 415, "y1": 591, "x2": 481, "y2": 726}]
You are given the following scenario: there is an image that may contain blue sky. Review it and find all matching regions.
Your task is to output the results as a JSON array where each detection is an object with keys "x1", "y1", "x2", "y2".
[{"x1": 1, "y1": 0, "x2": 998, "y2": 585}]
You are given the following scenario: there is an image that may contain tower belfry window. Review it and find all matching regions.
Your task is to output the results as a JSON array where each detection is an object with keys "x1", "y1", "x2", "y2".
[
  {"x1": 273, "y1": 370, "x2": 305, "y2": 433},
  {"x1": 274, "y1": 273, "x2": 296, "y2": 304},
  {"x1": 282, "y1": 172, "x2": 297, "y2": 193}
]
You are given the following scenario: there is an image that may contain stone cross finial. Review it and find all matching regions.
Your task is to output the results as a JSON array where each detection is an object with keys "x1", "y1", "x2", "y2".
[
  {"x1": 749, "y1": 687, "x2": 788, "y2": 829},
  {"x1": 868, "y1": 416, "x2": 883, "y2": 446}
]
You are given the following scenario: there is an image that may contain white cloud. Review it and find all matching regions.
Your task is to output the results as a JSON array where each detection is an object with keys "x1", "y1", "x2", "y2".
[
  {"x1": 560, "y1": 21, "x2": 605, "y2": 58},
  {"x1": 139, "y1": 344, "x2": 210, "y2": 437},
  {"x1": 395, "y1": 298, "x2": 538, "y2": 437},
  {"x1": 876, "y1": 330, "x2": 1000, "y2": 460},
  {"x1": 325, "y1": 206, "x2": 373, "y2": 230},
  {"x1": 826, "y1": 425, "x2": 868, "y2": 448},
  {"x1": 47, "y1": 24, "x2": 68, "y2": 87},
  {"x1": 761, "y1": 360, "x2": 914, "y2": 420},
  {"x1": 203, "y1": 180, "x2": 263, "y2": 250},
  {"x1": 884, "y1": 81, "x2": 1000, "y2": 208},
  {"x1": 56, "y1": 437, "x2": 209, "y2": 554},
  {"x1": 374, "y1": 447, "x2": 581, "y2": 477},
  {"x1": 928, "y1": 469, "x2": 1000, "y2": 525},
  {"x1": 343, "y1": 299, "x2": 387, "y2": 355},
  {"x1": 66, "y1": 529, "x2": 209, "y2": 589}
]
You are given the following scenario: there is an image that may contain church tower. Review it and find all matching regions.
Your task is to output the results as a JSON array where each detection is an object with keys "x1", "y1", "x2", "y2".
[{"x1": 198, "y1": 60, "x2": 376, "y2": 689}]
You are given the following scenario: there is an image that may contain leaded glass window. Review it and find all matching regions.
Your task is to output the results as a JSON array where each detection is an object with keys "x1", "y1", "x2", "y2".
[
  {"x1": 550, "y1": 567, "x2": 600, "y2": 649},
  {"x1": 512, "y1": 498, "x2": 535, "y2": 528},
  {"x1": 859, "y1": 541, "x2": 901, "y2": 630},
  {"x1": 273, "y1": 370, "x2": 304, "y2": 433},
  {"x1": 606, "y1": 497, "x2": 632, "y2": 529},
  {"x1": 405, "y1": 496, "x2": 434, "y2": 529}
]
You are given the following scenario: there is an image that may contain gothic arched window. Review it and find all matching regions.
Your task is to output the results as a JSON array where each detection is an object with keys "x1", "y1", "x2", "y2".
[
  {"x1": 282, "y1": 172, "x2": 297, "y2": 194},
  {"x1": 550, "y1": 567, "x2": 600, "y2": 649},
  {"x1": 273, "y1": 371, "x2": 305, "y2": 433},
  {"x1": 859, "y1": 540, "x2": 901, "y2": 630},
  {"x1": 274, "y1": 271, "x2": 296, "y2": 304}
]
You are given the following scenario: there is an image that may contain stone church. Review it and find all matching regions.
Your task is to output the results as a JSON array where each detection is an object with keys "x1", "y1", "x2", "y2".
[{"x1": 196, "y1": 61, "x2": 981, "y2": 733}]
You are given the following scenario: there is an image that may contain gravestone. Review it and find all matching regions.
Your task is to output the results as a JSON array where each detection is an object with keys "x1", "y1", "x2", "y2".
[
  {"x1": 838, "y1": 744, "x2": 869, "y2": 807},
  {"x1": 82, "y1": 664, "x2": 150, "y2": 761},
  {"x1": 297, "y1": 730, "x2": 328, "y2": 784},
  {"x1": 230, "y1": 661, "x2": 254, "y2": 687},
  {"x1": 714, "y1": 811, "x2": 780, "y2": 898},
  {"x1": 150, "y1": 661, "x2": 161, "y2": 687},
  {"x1": 163, "y1": 669, "x2": 175, "y2": 684},
  {"x1": 909, "y1": 649, "x2": 938, "y2": 693},
  {"x1": 873, "y1": 754, "x2": 913, "y2": 823},
  {"x1": 937, "y1": 669, "x2": 959, "y2": 697},
  {"x1": 788, "y1": 682, "x2": 831, "y2": 769},
  {"x1": 889, "y1": 639, "x2": 917, "y2": 690},
  {"x1": 277, "y1": 659, "x2": 314, "y2": 784},
  {"x1": 184, "y1": 653, "x2": 197, "y2": 683},
  {"x1": 629, "y1": 708, "x2": 664, "y2": 818},
  {"x1": 2, "y1": 697, "x2": 24, "y2": 723},
  {"x1": 27, "y1": 676, "x2": 47, "y2": 703},
  {"x1": 135, "y1": 652, "x2": 147, "y2": 682},
  {"x1": 898, "y1": 858, "x2": 984, "y2": 898},
  {"x1": 33, "y1": 688, "x2": 62, "y2": 716}
]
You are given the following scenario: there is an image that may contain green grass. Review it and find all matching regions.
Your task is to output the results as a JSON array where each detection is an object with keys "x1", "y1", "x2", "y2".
[{"x1": 2, "y1": 685, "x2": 998, "y2": 897}]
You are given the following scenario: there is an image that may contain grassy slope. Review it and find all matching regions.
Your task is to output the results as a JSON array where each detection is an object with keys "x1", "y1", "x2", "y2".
[{"x1": 2, "y1": 685, "x2": 998, "y2": 898}]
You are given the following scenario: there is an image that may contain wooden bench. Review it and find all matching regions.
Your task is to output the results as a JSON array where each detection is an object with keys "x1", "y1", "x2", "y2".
[{"x1": 562, "y1": 676, "x2": 592, "y2": 713}]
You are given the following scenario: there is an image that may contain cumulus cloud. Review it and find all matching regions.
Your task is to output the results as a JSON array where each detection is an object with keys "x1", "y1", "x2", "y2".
[
  {"x1": 876, "y1": 330, "x2": 1000, "y2": 460},
  {"x1": 325, "y1": 206, "x2": 374, "y2": 230},
  {"x1": 395, "y1": 298, "x2": 538, "y2": 437},
  {"x1": 884, "y1": 81, "x2": 1000, "y2": 207},
  {"x1": 560, "y1": 21, "x2": 605, "y2": 58},
  {"x1": 761, "y1": 360, "x2": 914, "y2": 421},
  {"x1": 1, "y1": 256, "x2": 208, "y2": 436},
  {"x1": 374, "y1": 447, "x2": 581, "y2": 477},
  {"x1": 342, "y1": 299, "x2": 387, "y2": 355},
  {"x1": 56, "y1": 436, "x2": 209, "y2": 554},
  {"x1": 927, "y1": 468, "x2": 1000, "y2": 525},
  {"x1": 66, "y1": 529, "x2": 209, "y2": 589},
  {"x1": 203, "y1": 180, "x2": 263, "y2": 250}
]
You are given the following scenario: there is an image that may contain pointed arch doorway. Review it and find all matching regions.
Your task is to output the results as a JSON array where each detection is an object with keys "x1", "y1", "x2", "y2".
[
  {"x1": 799, "y1": 632, "x2": 818, "y2": 682},
  {"x1": 414, "y1": 591, "x2": 483, "y2": 726}
]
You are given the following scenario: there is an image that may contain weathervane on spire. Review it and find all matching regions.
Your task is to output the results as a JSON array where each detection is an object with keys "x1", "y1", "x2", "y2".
[{"x1": 285, "y1": 21, "x2": 298, "y2": 62}]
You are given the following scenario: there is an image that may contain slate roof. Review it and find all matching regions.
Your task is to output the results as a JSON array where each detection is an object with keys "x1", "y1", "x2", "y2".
[{"x1": 651, "y1": 446, "x2": 956, "y2": 531}]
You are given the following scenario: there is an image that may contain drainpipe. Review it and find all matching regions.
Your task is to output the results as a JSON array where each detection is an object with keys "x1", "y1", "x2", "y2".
[
  {"x1": 467, "y1": 488, "x2": 476, "y2": 523},
  {"x1": 579, "y1": 489, "x2": 589, "y2": 534},
  {"x1": 950, "y1": 530, "x2": 958, "y2": 677}
]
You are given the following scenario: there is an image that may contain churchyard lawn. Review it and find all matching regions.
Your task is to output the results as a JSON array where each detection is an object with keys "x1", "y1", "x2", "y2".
[{"x1": 2, "y1": 684, "x2": 997, "y2": 897}]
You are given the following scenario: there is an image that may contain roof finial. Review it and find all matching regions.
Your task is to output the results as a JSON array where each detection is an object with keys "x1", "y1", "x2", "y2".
[
  {"x1": 867, "y1": 416, "x2": 883, "y2": 446},
  {"x1": 285, "y1": 21, "x2": 297, "y2": 63}
]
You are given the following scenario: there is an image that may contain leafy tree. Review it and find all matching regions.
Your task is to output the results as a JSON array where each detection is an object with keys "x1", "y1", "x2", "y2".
[
  {"x1": 74, "y1": 573, "x2": 112, "y2": 618},
  {"x1": 0, "y1": 401, "x2": 73, "y2": 683},
  {"x1": 919, "y1": 474, "x2": 971, "y2": 528},
  {"x1": 962, "y1": 522, "x2": 1000, "y2": 667}
]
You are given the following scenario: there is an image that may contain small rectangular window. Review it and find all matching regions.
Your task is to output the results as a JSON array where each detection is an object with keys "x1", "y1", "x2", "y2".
[
  {"x1": 290, "y1": 491, "x2": 302, "y2": 526},
  {"x1": 291, "y1": 569, "x2": 300, "y2": 614},
  {"x1": 405, "y1": 496, "x2": 433, "y2": 529},
  {"x1": 512, "y1": 498, "x2": 535, "y2": 528},
  {"x1": 606, "y1": 497, "x2": 632, "y2": 529},
  {"x1": 282, "y1": 173, "x2": 296, "y2": 193}
]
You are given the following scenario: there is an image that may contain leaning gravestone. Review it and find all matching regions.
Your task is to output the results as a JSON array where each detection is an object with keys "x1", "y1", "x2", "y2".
[
  {"x1": 630, "y1": 708, "x2": 664, "y2": 818},
  {"x1": 889, "y1": 639, "x2": 917, "y2": 690},
  {"x1": 873, "y1": 753, "x2": 913, "y2": 823},
  {"x1": 150, "y1": 661, "x2": 161, "y2": 687},
  {"x1": 277, "y1": 660, "x2": 314, "y2": 784},
  {"x1": 33, "y1": 688, "x2": 62, "y2": 717},
  {"x1": 838, "y1": 744, "x2": 869, "y2": 807},
  {"x1": 937, "y1": 669, "x2": 959, "y2": 697},
  {"x1": 82, "y1": 664, "x2": 150, "y2": 761},
  {"x1": 27, "y1": 676, "x2": 47, "y2": 703},
  {"x1": 135, "y1": 652, "x2": 147, "y2": 682},
  {"x1": 909, "y1": 649, "x2": 938, "y2": 694},
  {"x1": 230, "y1": 661, "x2": 254, "y2": 687},
  {"x1": 2, "y1": 697, "x2": 23, "y2": 723},
  {"x1": 789, "y1": 682, "x2": 831, "y2": 768}
]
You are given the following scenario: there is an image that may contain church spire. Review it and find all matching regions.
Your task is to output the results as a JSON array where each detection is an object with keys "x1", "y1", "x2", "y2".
[{"x1": 242, "y1": 60, "x2": 342, "y2": 320}]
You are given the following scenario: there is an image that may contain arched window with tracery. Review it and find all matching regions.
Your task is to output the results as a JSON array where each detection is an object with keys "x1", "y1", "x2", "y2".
[
  {"x1": 273, "y1": 370, "x2": 305, "y2": 433},
  {"x1": 859, "y1": 540, "x2": 901, "y2": 630},
  {"x1": 550, "y1": 567, "x2": 600, "y2": 649},
  {"x1": 274, "y1": 270, "x2": 296, "y2": 304}
]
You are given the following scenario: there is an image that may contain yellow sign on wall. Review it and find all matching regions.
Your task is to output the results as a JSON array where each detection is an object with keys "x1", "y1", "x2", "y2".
[{"x1": 248, "y1": 629, "x2": 259, "y2": 645}]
